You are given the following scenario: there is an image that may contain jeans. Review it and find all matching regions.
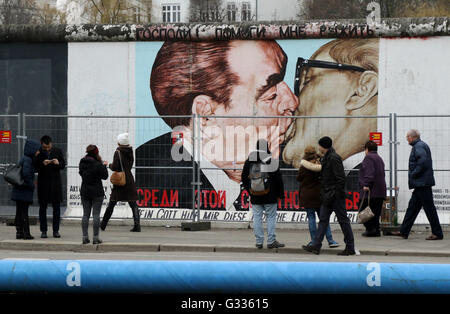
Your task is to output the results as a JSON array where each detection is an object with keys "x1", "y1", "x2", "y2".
[
  {"x1": 252, "y1": 203, "x2": 277, "y2": 245},
  {"x1": 39, "y1": 201, "x2": 60, "y2": 233},
  {"x1": 400, "y1": 186, "x2": 443, "y2": 238},
  {"x1": 81, "y1": 196, "x2": 104, "y2": 238},
  {"x1": 305, "y1": 208, "x2": 334, "y2": 243},
  {"x1": 312, "y1": 198, "x2": 354, "y2": 250}
]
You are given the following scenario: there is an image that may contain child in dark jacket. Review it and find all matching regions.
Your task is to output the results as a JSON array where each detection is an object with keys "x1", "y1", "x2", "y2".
[{"x1": 11, "y1": 139, "x2": 41, "y2": 239}]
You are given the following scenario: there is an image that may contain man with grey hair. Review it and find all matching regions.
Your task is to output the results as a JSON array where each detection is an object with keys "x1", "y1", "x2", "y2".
[{"x1": 392, "y1": 129, "x2": 443, "y2": 240}]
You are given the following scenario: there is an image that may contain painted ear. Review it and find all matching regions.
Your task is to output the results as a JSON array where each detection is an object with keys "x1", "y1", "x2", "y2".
[
  {"x1": 345, "y1": 71, "x2": 378, "y2": 111},
  {"x1": 192, "y1": 95, "x2": 214, "y2": 116}
]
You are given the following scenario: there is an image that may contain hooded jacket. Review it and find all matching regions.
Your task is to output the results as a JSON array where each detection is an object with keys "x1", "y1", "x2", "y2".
[
  {"x1": 241, "y1": 150, "x2": 284, "y2": 205},
  {"x1": 11, "y1": 139, "x2": 41, "y2": 203},
  {"x1": 408, "y1": 139, "x2": 435, "y2": 189},
  {"x1": 79, "y1": 155, "x2": 108, "y2": 199}
]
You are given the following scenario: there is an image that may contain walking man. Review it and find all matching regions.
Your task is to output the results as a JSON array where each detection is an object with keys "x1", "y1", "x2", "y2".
[
  {"x1": 241, "y1": 139, "x2": 285, "y2": 249},
  {"x1": 34, "y1": 135, "x2": 66, "y2": 238},
  {"x1": 392, "y1": 129, "x2": 443, "y2": 240},
  {"x1": 303, "y1": 136, "x2": 355, "y2": 255}
]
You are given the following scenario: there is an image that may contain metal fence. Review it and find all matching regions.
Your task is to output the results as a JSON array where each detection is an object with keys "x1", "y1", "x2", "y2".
[{"x1": 1, "y1": 113, "x2": 449, "y2": 226}]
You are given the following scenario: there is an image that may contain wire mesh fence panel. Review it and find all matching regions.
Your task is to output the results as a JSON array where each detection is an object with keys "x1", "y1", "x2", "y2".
[
  {"x1": 195, "y1": 115, "x2": 392, "y2": 223},
  {"x1": 64, "y1": 115, "x2": 194, "y2": 219},
  {"x1": 0, "y1": 115, "x2": 20, "y2": 214},
  {"x1": 395, "y1": 116, "x2": 450, "y2": 225},
  {"x1": 24, "y1": 115, "x2": 68, "y2": 210}
]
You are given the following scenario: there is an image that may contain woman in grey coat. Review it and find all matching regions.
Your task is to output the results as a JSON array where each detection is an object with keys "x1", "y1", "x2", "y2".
[{"x1": 11, "y1": 139, "x2": 41, "y2": 239}]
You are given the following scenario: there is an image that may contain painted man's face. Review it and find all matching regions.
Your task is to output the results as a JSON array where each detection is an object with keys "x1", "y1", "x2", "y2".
[
  {"x1": 212, "y1": 40, "x2": 298, "y2": 164},
  {"x1": 283, "y1": 47, "x2": 372, "y2": 168}
]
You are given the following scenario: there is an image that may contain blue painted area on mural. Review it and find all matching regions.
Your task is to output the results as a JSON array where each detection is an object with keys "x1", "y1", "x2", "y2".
[
  {"x1": 135, "y1": 41, "x2": 169, "y2": 148},
  {"x1": 1, "y1": 260, "x2": 449, "y2": 294}
]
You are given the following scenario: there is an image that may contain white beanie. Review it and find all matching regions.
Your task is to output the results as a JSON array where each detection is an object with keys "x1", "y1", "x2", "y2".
[{"x1": 117, "y1": 133, "x2": 129, "y2": 146}]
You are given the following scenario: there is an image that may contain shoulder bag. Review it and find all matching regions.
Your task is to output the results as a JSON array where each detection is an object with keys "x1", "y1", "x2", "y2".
[
  {"x1": 357, "y1": 190, "x2": 375, "y2": 224},
  {"x1": 110, "y1": 150, "x2": 126, "y2": 186},
  {"x1": 4, "y1": 163, "x2": 24, "y2": 186}
]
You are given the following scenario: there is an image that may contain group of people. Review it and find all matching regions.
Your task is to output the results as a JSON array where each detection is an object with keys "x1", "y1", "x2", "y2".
[
  {"x1": 11, "y1": 128, "x2": 444, "y2": 249},
  {"x1": 11, "y1": 133, "x2": 141, "y2": 244},
  {"x1": 242, "y1": 129, "x2": 443, "y2": 256}
]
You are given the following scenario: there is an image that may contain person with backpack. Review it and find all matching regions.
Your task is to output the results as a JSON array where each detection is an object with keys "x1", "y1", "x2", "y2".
[
  {"x1": 241, "y1": 139, "x2": 285, "y2": 249},
  {"x1": 11, "y1": 139, "x2": 41, "y2": 240}
]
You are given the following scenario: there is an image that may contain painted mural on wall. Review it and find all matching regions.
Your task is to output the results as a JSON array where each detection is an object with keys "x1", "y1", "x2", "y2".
[
  {"x1": 62, "y1": 37, "x2": 450, "y2": 224},
  {"x1": 130, "y1": 38, "x2": 379, "y2": 223}
]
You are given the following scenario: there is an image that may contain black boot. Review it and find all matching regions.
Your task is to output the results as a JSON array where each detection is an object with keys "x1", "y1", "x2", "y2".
[
  {"x1": 16, "y1": 225, "x2": 24, "y2": 239},
  {"x1": 101, "y1": 203, "x2": 114, "y2": 231},
  {"x1": 23, "y1": 219, "x2": 34, "y2": 240},
  {"x1": 130, "y1": 205, "x2": 141, "y2": 232}
]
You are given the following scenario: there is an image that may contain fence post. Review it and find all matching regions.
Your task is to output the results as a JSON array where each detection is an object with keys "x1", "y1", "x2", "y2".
[
  {"x1": 393, "y1": 113, "x2": 399, "y2": 226},
  {"x1": 17, "y1": 113, "x2": 21, "y2": 161},
  {"x1": 182, "y1": 114, "x2": 210, "y2": 231}
]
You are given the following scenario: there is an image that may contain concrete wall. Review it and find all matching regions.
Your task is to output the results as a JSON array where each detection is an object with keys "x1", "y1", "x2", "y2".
[{"x1": 0, "y1": 19, "x2": 449, "y2": 224}]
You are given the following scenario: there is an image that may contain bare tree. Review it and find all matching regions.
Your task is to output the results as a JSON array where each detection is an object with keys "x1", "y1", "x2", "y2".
[
  {"x1": 298, "y1": 0, "x2": 450, "y2": 20},
  {"x1": 35, "y1": 2, "x2": 67, "y2": 24},
  {"x1": 0, "y1": 0, "x2": 36, "y2": 24},
  {"x1": 190, "y1": 0, "x2": 227, "y2": 22},
  {"x1": 81, "y1": 0, "x2": 152, "y2": 23}
]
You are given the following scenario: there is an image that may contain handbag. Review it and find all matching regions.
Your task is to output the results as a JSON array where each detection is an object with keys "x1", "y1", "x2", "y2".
[
  {"x1": 4, "y1": 163, "x2": 24, "y2": 186},
  {"x1": 110, "y1": 150, "x2": 126, "y2": 186},
  {"x1": 357, "y1": 190, "x2": 375, "y2": 224}
]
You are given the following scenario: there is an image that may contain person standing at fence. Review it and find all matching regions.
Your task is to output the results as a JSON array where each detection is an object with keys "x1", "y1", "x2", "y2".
[
  {"x1": 358, "y1": 140, "x2": 387, "y2": 237},
  {"x1": 297, "y1": 146, "x2": 340, "y2": 248},
  {"x1": 241, "y1": 139, "x2": 285, "y2": 249},
  {"x1": 392, "y1": 130, "x2": 443, "y2": 240},
  {"x1": 101, "y1": 133, "x2": 141, "y2": 232},
  {"x1": 11, "y1": 139, "x2": 41, "y2": 240},
  {"x1": 79, "y1": 145, "x2": 108, "y2": 244},
  {"x1": 34, "y1": 135, "x2": 66, "y2": 239},
  {"x1": 303, "y1": 136, "x2": 355, "y2": 255}
]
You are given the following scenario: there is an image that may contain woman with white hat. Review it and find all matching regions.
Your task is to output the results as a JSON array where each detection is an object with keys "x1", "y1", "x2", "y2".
[{"x1": 101, "y1": 133, "x2": 141, "y2": 232}]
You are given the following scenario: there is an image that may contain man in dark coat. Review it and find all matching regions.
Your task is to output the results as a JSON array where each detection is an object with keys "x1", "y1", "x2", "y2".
[
  {"x1": 11, "y1": 139, "x2": 41, "y2": 240},
  {"x1": 392, "y1": 130, "x2": 443, "y2": 240},
  {"x1": 303, "y1": 136, "x2": 355, "y2": 256},
  {"x1": 241, "y1": 139, "x2": 285, "y2": 249},
  {"x1": 34, "y1": 135, "x2": 66, "y2": 238}
]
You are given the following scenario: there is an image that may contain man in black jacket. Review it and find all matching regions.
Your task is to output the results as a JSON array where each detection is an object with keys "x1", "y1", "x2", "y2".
[
  {"x1": 34, "y1": 135, "x2": 66, "y2": 239},
  {"x1": 303, "y1": 136, "x2": 355, "y2": 255},
  {"x1": 242, "y1": 139, "x2": 285, "y2": 249}
]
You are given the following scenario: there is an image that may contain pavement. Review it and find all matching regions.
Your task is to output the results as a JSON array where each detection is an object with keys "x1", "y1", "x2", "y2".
[{"x1": 1, "y1": 219, "x2": 450, "y2": 257}]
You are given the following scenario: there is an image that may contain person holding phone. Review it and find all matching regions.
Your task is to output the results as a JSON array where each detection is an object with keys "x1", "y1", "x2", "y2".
[{"x1": 34, "y1": 135, "x2": 66, "y2": 239}]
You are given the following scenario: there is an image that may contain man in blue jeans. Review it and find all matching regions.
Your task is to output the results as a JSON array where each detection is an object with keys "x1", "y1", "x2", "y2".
[
  {"x1": 392, "y1": 129, "x2": 443, "y2": 240},
  {"x1": 242, "y1": 139, "x2": 285, "y2": 249}
]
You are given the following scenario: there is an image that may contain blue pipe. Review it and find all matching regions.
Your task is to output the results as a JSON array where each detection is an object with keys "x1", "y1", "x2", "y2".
[{"x1": 0, "y1": 260, "x2": 449, "y2": 293}]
